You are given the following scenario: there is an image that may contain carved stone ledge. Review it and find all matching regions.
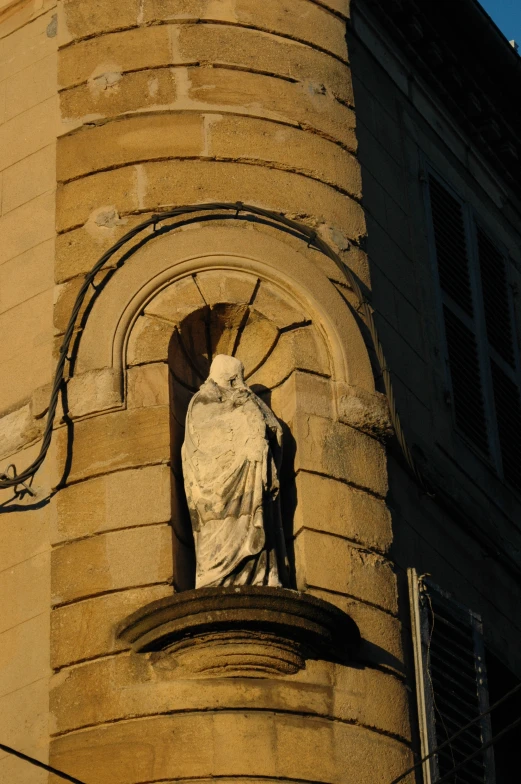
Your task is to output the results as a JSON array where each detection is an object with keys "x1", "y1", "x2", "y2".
[{"x1": 117, "y1": 587, "x2": 361, "y2": 678}]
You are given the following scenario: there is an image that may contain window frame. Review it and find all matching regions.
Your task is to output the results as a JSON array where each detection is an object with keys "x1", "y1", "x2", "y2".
[
  {"x1": 408, "y1": 569, "x2": 496, "y2": 784},
  {"x1": 423, "y1": 162, "x2": 521, "y2": 487}
]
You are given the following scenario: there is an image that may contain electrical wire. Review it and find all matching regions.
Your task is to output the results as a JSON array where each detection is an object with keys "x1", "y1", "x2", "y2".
[
  {"x1": 0, "y1": 202, "x2": 428, "y2": 495},
  {"x1": 435, "y1": 715, "x2": 521, "y2": 784},
  {"x1": 0, "y1": 742, "x2": 88, "y2": 784},
  {"x1": 389, "y1": 680, "x2": 521, "y2": 783}
]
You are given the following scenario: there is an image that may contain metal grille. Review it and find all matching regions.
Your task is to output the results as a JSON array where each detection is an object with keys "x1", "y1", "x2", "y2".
[
  {"x1": 477, "y1": 228, "x2": 515, "y2": 367},
  {"x1": 443, "y1": 307, "x2": 489, "y2": 455},
  {"x1": 409, "y1": 572, "x2": 495, "y2": 784},
  {"x1": 429, "y1": 175, "x2": 474, "y2": 315}
]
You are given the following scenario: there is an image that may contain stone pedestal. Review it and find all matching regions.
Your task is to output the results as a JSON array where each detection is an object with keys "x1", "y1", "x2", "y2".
[{"x1": 117, "y1": 586, "x2": 360, "y2": 678}]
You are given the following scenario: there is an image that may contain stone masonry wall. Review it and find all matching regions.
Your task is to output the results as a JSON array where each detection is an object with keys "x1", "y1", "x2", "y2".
[{"x1": 0, "y1": 2, "x2": 58, "y2": 782}]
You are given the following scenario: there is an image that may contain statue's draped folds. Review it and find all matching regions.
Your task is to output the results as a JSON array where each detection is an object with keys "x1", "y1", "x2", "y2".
[{"x1": 182, "y1": 355, "x2": 288, "y2": 589}]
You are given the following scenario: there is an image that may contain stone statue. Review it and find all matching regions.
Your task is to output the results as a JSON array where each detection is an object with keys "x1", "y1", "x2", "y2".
[{"x1": 182, "y1": 354, "x2": 289, "y2": 589}]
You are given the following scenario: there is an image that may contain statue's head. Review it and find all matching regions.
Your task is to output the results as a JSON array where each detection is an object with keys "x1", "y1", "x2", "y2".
[{"x1": 208, "y1": 354, "x2": 246, "y2": 389}]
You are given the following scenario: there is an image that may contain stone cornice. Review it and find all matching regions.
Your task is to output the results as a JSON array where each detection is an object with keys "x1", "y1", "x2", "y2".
[{"x1": 358, "y1": 0, "x2": 521, "y2": 196}]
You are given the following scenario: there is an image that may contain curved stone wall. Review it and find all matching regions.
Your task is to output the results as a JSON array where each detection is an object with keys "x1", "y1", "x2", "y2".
[{"x1": 49, "y1": 3, "x2": 414, "y2": 783}]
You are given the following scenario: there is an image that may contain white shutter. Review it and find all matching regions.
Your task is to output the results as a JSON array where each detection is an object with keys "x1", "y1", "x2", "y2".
[{"x1": 409, "y1": 570, "x2": 496, "y2": 783}]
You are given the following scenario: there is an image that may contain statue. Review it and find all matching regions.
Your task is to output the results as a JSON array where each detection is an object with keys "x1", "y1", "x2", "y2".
[{"x1": 182, "y1": 354, "x2": 289, "y2": 589}]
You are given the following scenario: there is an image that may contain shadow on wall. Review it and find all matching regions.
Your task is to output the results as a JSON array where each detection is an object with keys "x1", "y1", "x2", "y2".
[{"x1": 168, "y1": 303, "x2": 299, "y2": 591}]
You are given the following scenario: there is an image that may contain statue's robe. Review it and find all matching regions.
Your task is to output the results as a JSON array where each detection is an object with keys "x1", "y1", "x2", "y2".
[{"x1": 182, "y1": 379, "x2": 287, "y2": 588}]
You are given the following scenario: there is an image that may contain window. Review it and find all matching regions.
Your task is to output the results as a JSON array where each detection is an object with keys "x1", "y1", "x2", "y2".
[
  {"x1": 408, "y1": 571, "x2": 495, "y2": 783},
  {"x1": 426, "y1": 172, "x2": 521, "y2": 490}
]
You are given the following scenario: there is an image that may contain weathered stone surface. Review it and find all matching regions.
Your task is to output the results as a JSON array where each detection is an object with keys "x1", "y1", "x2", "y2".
[
  {"x1": 127, "y1": 363, "x2": 169, "y2": 408},
  {"x1": 49, "y1": 653, "x2": 408, "y2": 741},
  {"x1": 185, "y1": 68, "x2": 356, "y2": 150},
  {"x1": 270, "y1": 371, "x2": 334, "y2": 422},
  {"x1": 60, "y1": 0, "x2": 141, "y2": 41},
  {"x1": 51, "y1": 584, "x2": 173, "y2": 668},
  {"x1": 50, "y1": 715, "x2": 413, "y2": 784},
  {"x1": 57, "y1": 113, "x2": 205, "y2": 182},
  {"x1": 51, "y1": 524, "x2": 173, "y2": 605},
  {"x1": 251, "y1": 280, "x2": 306, "y2": 329},
  {"x1": 145, "y1": 276, "x2": 206, "y2": 324},
  {"x1": 126, "y1": 315, "x2": 175, "y2": 366},
  {"x1": 53, "y1": 464, "x2": 171, "y2": 544},
  {"x1": 292, "y1": 414, "x2": 388, "y2": 497},
  {"x1": 67, "y1": 369, "x2": 121, "y2": 419},
  {"x1": 293, "y1": 471, "x2": 393, "y2": 552},
  {"x1": 118, "y1": 586, "x2": 359, "y2": 676},
  {"x1": 209, "y1": 114, "x2": 361, "y2": 197},
  {"x1": 338, "y1": 383, "x2": 393, "y2": 439},
  {"x1": 0, "y1": 404, "x2": 42, "y2": 459},
  {"x1": 60, "y1": 68, "x2": 177, "y2": 124},
  {"x1": 295, "y1": 529, "x2": 398, "y2": 614},
  {"x1": 141, "y1": 0, "x2": 349, "y2": 60},
  {"x1": 195, "y1": 269, "x2": 258, "y2": 306},
  {"x1": 56, "y1": 166, "x2": 136, "y2": 233},
  {"x1": 55, "y1": 406, "x2": 170, "y2": 483},
  {"x1": 248, "y1": 326, "x2": 330, "y2": 389}
]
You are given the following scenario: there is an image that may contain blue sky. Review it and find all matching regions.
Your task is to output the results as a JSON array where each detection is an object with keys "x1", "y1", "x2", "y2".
[{"x1": 478, "y1": 0, "x2": 521, "y2": 46}]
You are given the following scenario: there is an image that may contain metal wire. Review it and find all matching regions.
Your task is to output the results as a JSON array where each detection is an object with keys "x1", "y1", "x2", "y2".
[
  {"x1": 435, "y1": 715, "x2": 521, "y2": 784},
  {"x1": 0, "y1": 742, "x2": 88, "y2": 784},
  {"x1": 0, "y1": 202, "x2": 427, "y2": 493},
  {"x1": 389, "y1": 680, "x2": 521, "y2": 784}
]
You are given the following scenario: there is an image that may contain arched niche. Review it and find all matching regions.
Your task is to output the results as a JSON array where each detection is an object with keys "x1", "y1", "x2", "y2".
[{"x1": 73, "y1": 224, "x2": 378, "y2": 589}]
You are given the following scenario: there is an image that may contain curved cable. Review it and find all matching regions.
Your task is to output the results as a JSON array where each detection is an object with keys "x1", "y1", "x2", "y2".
[
  {"x1": 0, "y1": 742, "x2": 88, "y2": 784},
  {"x1": 0, "y1": 202, "x2": 427, "y2": 492}
]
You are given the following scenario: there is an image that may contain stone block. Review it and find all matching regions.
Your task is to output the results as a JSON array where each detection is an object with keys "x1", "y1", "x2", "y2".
[
  {"x1": 57, "y1": 113, "x2": 205, "y2": 182},
  {"x1": 4, "y1": 52, "x2": 56, "y2": 121},
  {"x1": 56, "y1": 405, "x2": 170, "y2": 483},
  {"x1": 0, "y1": 551, "x2": 50, "y2": 634},
  {"x1": 270, "y1": 371, "x2": 334, "y2": 422},
  {"x1": 292, "y1": 414, "x2": 388, "y2": 496},
  {"x1": 0, "y1": 96, "x2": 57, "y2": 171},
  {"x1": 56, "y1": 165, "x2": 137, "y2": 233},
  {"x1": 66, "y1": 369, "x2": 122, "y2": 419},
  {"x1": 175, "y1": 23, "x2": 353, "y2": 103},
  {"x1": 126, "y1": 315, "x2": 176, "y2": 366},
  {"x1": 127, "y1": 363, "x2": 169, "y2": 408},
  {"x1": 295, "y1": 529, "x2": 398, "y2": 613},
  {"x1": 0, "y1": 505, "x2": 50, "y2": 573},
  {"x1": 51, "y1": 523, "x2": 173, "y2": 605},
  {"x1": 0, "y1": 612, "x2": 50, "y2": 698},
  {"x1": 49, "y1": 717, "x2": 411, "y2": 784},
  {"x1": 58, "y1": 26, "x2": 172, "y2": 89},
  {"x1": 251, "y1": 279, "x2": 306, "y2": 329},
  {"x1": 53, "y1": 463, "x2": 171, "y2": 544},
  {"x1": 337, "y1": 383, "x2": 393, "y2": 439},
  {"x1": 145, "y1": 275, "x2": 206, "y2": 324},
  {"x1": 0, "y1": 343, "x2": 54, "y2": 416},
  {"x1": 60, "y1": 0, "x2": 140, "y2": 40},
  {"x1": 0, "y1": 6, "x2": 56, "y2": 80},
  {"x1": 2, "y1": 145, "x2": 56, "y2": 215},
  {"x1": 185, "y1": 67, "x2": 356, "y2": 150},
  {"x1": 208, "y1": 114, "x2": 361, "y2": 197},
  {"x1": 248, "y1": 326, "x2": 330, "y2": 389},
  {"x1": 293, "y1": 471, "x2": 393, "y2": 552},
  {"x1": 275, "y1": 714, "x2": 336, "y2": 781},
  {"x1": 60, "y1": 68, "x2": 177, "y2": 124},
  {"x1": 0, "y1": 404, "x2": 42, "y2": 460},
  {"x1": 56, "y1": 159, "x2": 367, "y2": 280},
  {"x1": 195, "y1": 269, "x2": 258, "y2": 306},
  {"x1": 0, "y1": 677, "x2": 49, "y2": 754},
  {"x1": 0, "y1": 191, "x2": 55, "y2": 266},
  {"x1": 142, "y1": 0, "x2": 349, "y2": 59},
  {"x1": 234, "y1": 311, "x2": 280, "y2": 378},
  {"x1": 51, "y1": 584, "x2": 172, "y2": 668},
  {"x1": 310, "y1": 588, "x2": 405, "y2": 673}
]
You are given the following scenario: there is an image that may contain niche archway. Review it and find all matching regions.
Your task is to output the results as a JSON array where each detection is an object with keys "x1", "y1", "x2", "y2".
[{"x1": 161, "y1": 269, "x2": 331, "y2": 590}]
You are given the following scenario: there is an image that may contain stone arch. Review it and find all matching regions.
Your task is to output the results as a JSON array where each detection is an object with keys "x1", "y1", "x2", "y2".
[{"x1": 71, "y1": 224, "x2": 384, "y2": 590}]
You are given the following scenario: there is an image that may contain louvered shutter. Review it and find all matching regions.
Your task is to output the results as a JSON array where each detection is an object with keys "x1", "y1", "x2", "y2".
[
  {"x1": 428, "y1": 174, "x2": 489, "y2": 455},
  {"x1": 476, "y1": 227, "x2": 521, "y2": 491},
  {"x1": 409, "y1": 571, "x2": 496, "y2": 784}
]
